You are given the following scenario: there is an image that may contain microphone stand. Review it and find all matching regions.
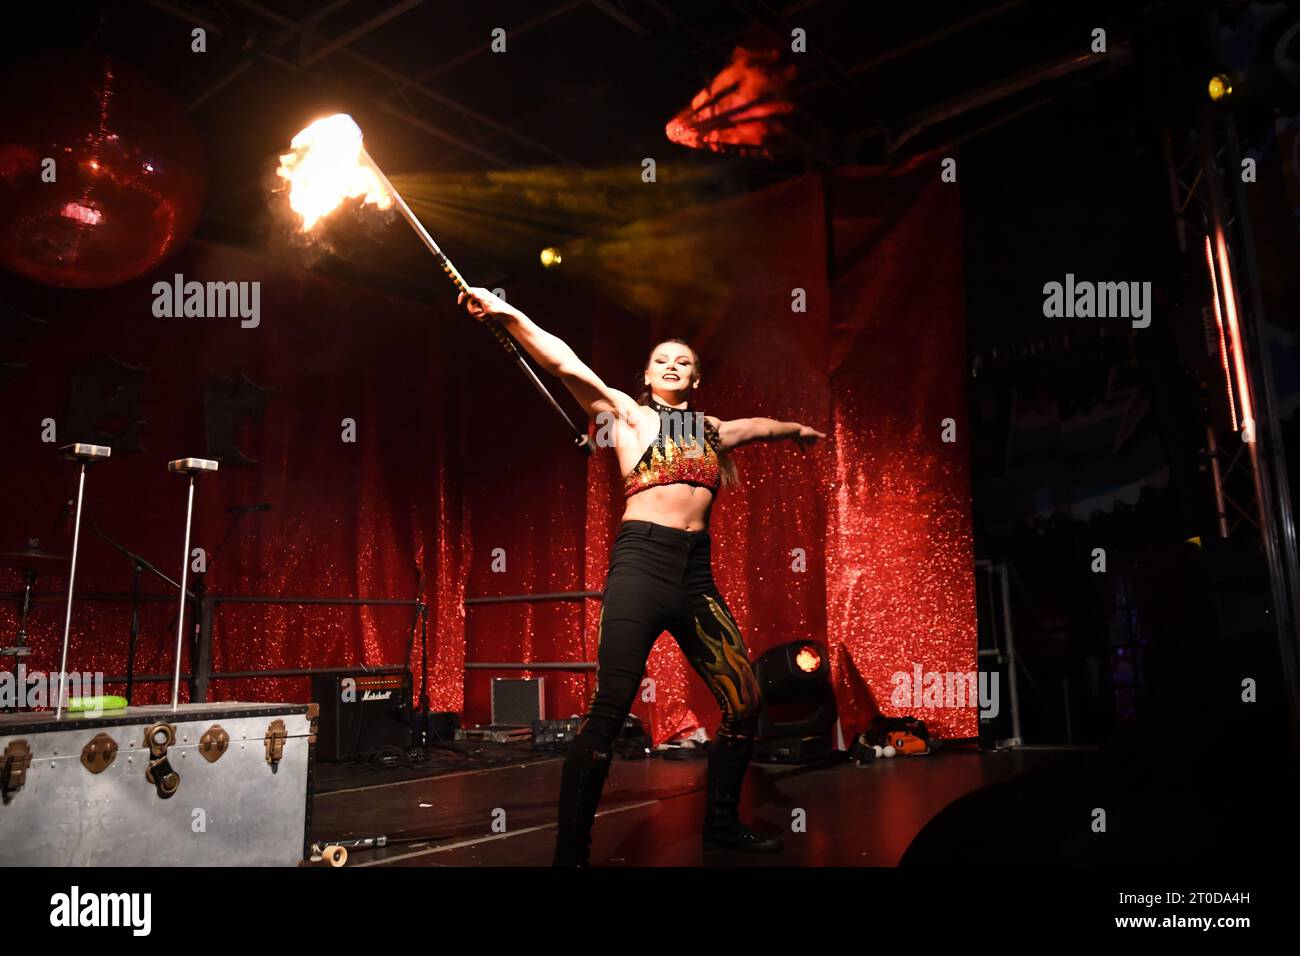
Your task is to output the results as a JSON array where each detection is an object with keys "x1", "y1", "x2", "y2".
[
  {"x1": 207, "y1": 511, "x2": 245, "y2": 572},
  {"x1": 127, "y1": 559, "x2": 141, "y2": 704},
  {"x1": 91, "y1": 519, "x2": 193, "y2": 705},
  {"x1": 404, "y1": 588, "x2": 456, "y2": 754},
  {"x1": 208, "y1": 506, "x2": 271, "y2": 574}
]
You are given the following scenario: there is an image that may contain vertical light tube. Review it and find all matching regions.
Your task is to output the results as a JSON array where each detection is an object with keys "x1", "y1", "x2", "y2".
[
  {"x1": 1215, "y1": 225, "x2": 1255, "y2": 439},
  {"x1": 1204, "y1": 234, "x2": 1237, "y2": 428}
]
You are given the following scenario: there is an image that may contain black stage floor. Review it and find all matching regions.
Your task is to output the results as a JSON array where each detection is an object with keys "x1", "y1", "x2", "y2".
[
  {"x1": 303, "y1": 746, "x2": 1123, "y2": 866},
  {"x1": 311, "y1": 739, "x2": 1300, "y2": 867}
]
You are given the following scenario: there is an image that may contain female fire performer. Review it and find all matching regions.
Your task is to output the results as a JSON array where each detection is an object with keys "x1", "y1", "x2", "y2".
[{"x1": 459, "y1": 287, "x2": 826, "y2": 867}]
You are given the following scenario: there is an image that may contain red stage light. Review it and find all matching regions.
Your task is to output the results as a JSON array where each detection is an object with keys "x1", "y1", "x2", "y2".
[
  {"x1": 795, "y1": 645, "x2": 821, "y2": 673},
  {"x1": 664, "y1": 47, "x2": 794, "y2": 158}
]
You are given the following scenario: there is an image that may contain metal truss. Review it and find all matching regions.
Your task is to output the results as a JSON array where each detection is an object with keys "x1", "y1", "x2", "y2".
[{"x1": 1163, "y1": 104, "x2": 1300, "y2": 746}]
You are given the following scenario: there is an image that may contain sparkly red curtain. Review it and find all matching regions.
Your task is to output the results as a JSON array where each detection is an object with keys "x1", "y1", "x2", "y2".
[
  {"x1": 1, "y1": 163, "x2": 974, "y2": 743},
  {"x1": 826, "y1": 161, "x2": 978, "y2": 741},
  {"x1": 0, "y1": 242, "x2": 466, "y2": 710}
]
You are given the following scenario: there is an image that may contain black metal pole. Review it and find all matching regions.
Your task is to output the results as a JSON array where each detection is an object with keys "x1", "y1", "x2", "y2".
[
  {"x1": 125, "y1": 561, "x2": 141, "y2": 705},
  {"x1": 1222, "y1": 111, "x2": 1300, "y2": 750},
  {"x1": 419, "y1": 602, "x2": 430, "y2": 715},
  {"x1": 191, "y1": 584, "x2": 213, "y2": 704},
  {"x1": 211, "y1": 595, "x2": 420, "y2": 606},
  {"x1": 464, "y1": 590, "x2": 603, "y2": 606}
]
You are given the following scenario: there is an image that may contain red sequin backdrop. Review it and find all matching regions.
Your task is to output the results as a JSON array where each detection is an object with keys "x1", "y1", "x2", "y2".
[{"x1": 0, "y1": 158, "x2": 975, "y2": 741}]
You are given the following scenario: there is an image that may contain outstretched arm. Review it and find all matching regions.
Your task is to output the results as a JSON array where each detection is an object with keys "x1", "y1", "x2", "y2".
[
  {"x1": 709, "y1": 416, "x2": 827, "y2": 452},
  {"x1": 458, "y1": 287, "x2": 640, "y2": 421}
]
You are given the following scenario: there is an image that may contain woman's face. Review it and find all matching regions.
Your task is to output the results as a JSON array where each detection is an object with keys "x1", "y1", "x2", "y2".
[{"x1": 645, "y1": 342, "x2": 698, "y2": 401}]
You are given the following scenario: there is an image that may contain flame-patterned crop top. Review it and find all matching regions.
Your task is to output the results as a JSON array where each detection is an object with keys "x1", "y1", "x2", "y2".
[{"x1": 622, "y1": 399, "x2": 723, "y2": 498}]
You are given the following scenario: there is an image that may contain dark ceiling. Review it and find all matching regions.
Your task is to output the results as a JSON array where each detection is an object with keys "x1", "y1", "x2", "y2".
[{"x1": 4, "y1": 0, "x2": 1214, "y2": 293}]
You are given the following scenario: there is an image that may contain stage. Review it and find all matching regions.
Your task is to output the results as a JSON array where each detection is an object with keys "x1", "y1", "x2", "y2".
[
  {"x1": 311, "y1": 747, "x2": 1075, "y2": 866},
  {"x1": 315, "y1": 739, "x2": 1300, "y2": 869}
]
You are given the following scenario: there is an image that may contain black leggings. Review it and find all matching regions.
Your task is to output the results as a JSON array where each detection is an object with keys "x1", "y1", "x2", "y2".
[{"x1": 576, "y1": 519, "x2": 762, "y2": 745}]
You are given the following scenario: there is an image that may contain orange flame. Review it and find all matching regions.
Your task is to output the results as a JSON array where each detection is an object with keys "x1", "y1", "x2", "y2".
[{"x1": 275, "y1": 114, "x2": 392, "y2": 230}]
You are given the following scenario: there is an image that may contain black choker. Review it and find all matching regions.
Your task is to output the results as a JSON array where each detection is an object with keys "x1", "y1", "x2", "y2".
[{"x1": 649, "y1": 397, "x2": 689, "y2": 413}]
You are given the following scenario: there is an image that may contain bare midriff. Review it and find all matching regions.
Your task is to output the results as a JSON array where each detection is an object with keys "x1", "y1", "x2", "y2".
[{"x1": 621, "y1": 483, "x2": 714, "y2": 532}]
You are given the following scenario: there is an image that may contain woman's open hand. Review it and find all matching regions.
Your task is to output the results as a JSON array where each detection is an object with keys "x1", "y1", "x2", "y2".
[{"x1": 457, "y1": 286, "x2": 517, "y2": 322}]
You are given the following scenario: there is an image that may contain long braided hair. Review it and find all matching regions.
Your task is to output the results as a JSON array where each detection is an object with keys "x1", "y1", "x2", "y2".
[{"x1": 635, "y1": 337, "x2": 738, "y2": 488}]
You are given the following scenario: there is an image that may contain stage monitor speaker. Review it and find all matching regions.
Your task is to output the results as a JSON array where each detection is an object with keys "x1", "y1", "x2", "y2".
[
  {"x1": 491, "y1": 677, "x2": 545, "y2": 725},
  {"x1": 311, "y1": 669, "x2": 412, "y2": 762}
]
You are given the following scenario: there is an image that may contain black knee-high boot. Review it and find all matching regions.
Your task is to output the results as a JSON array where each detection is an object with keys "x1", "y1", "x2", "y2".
[
  {"x1": 553, "y1": 733, "x2": 615, "y2": 866},
  {"x1": 702, "y1": 732, "x2": 783, "y2": 852}
]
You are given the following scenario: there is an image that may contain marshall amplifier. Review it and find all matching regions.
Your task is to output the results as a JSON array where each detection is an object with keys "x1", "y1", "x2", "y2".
[{"x1": 311, "y1": 669, "x2": 412, "y2": 762}]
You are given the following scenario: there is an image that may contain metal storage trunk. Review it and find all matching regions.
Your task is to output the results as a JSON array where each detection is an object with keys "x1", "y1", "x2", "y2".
[{"x1": 0, "y1": 701, "x2": 316, "y2": 866}]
